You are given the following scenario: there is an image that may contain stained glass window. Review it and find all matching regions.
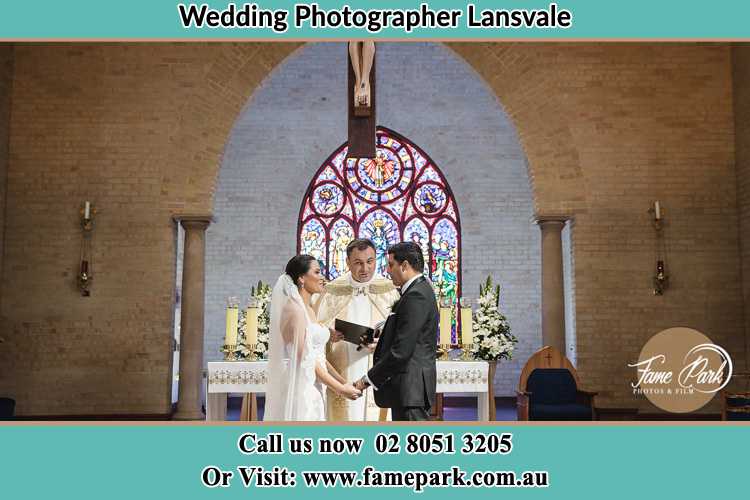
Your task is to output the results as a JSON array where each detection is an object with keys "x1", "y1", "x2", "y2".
[{"x1": 298, "y1": 127, "x2": 462, "y2": 341}]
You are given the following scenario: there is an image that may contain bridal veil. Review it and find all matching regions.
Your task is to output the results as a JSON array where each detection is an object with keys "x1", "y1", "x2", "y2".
[{"x1": 263, "y1": 274, "x2": 316, "y2": 421}]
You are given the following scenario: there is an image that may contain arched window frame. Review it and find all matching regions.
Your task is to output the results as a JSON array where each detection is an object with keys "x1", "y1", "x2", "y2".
[{"x1": 298, "y1": 127, "x2": 462, "y2": 324}]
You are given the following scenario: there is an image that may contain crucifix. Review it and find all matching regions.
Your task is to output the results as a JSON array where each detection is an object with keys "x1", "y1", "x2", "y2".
[{"x1": 347, "y1": 41, "x2": 376, "y2": 159}]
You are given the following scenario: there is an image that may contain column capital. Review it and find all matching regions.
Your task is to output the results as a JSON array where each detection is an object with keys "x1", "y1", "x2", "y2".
[
  {"x1": 173, "y1": 214, "x2": 213, "y2": 231},
  {"x1": 534, "y1": 214, "x2": 571, "y2": 229}
]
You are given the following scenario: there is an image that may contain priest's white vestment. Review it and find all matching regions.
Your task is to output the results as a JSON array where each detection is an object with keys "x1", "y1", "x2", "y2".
[{"x1": 314, "y1": 272, "x2": 399, "y2": 421}]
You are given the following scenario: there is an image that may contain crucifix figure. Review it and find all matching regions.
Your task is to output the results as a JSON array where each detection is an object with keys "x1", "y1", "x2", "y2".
[
  {"x1": 347, "y1": 41, "x2": 376, "y2": 159},
  {"x1": 349, "y1": 41, "x2": 375, "y2": 110}
]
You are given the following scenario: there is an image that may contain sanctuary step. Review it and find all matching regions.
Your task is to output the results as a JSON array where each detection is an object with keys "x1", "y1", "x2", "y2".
[{"x1": 222, "y1": 396, "x2": 519, "y2": 422}]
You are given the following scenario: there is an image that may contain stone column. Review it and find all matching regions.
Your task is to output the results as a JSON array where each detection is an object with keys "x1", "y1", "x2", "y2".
[
  {"x1": 536, "y1": 216, "x2": 567, "y2": 353},
  {"x1": 173, "y1": 215, "x2": 212, "y2": 420}
]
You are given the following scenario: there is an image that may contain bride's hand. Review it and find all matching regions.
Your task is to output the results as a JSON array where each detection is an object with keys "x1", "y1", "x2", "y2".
[{"x1": 339, "y1": 383, "x2": 362, "y2": 401}]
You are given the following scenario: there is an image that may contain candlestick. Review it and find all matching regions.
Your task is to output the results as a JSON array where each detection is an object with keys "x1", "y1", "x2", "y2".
[
  {"x1": 439, "y1": 306, "x2": 452, "y2": 346},
  {"x1": 225, "y1": 304, "x2": 239, "y2": 347},
  {"x1": 460, "y1": 306, "x2": 473, "y2": 345},
  {"x1": 245, "y1": 306, "x2": 259, "y2": 346}
]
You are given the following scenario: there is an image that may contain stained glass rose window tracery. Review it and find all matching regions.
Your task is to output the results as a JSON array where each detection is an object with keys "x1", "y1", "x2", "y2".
[{"x1": 298, "y1": 127, "x2": 462, "y2": 313}]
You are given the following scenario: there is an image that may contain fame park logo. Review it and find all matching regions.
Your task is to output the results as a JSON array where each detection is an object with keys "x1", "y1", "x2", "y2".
[{"x1": 628, "y1": 327, "x2": 733, "y2": 413}]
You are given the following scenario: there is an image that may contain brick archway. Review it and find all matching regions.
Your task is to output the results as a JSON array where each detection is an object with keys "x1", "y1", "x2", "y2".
[{"x1": 164, "y1": 43, "x2": 585, "y2": 218}]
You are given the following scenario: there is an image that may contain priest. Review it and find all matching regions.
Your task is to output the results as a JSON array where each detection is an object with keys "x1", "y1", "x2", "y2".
[{"x1": 314, "y1": 238, "x2": 400, "y2": 421}]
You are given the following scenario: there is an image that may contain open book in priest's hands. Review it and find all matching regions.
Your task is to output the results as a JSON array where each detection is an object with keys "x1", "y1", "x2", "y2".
[{"x1": 334, "y1": 319, "x2": 383, "y2": 350}]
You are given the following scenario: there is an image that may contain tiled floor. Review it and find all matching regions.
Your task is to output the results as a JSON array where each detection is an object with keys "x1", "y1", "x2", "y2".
[{"x1": 225, "y1": 396, "x2": 518, "y2": 421}]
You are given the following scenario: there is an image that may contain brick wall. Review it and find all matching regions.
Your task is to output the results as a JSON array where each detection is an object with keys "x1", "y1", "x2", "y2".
[
  {"x1": 0, "y1": 44, "x2": 194, "y2": 415},
  {"x1": 0, "y1": 42, "x2": 745, "y2": 415},
  {"x1": 0, "y1": 46, "x2": 12, "y2": 318},
  {"x1": 733, "y1": 45, "x2": 750, "y2": 373}
]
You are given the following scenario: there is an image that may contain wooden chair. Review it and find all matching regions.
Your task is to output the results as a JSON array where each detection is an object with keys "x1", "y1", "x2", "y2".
[
  {"x1": 0, "y1": 398, "x2": 15, "y2": 420},
  {"x1": 722, "y1": 372, "x2": 750, "y2": 421},
  {"x1": 516, "y1": 346, "x2": 597, "y2": 421}
]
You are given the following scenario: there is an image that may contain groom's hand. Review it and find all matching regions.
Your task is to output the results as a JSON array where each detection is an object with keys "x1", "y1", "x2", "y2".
[{"x1": 353, "y1": 378, "x2": 367, "y2": 391}]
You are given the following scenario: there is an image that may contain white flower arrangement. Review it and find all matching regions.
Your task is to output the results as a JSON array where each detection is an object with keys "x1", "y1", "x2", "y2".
[
  {"x1": 470, "y1": 276, "x2": 517, "y2": 362},
  {"x1": 252, "y1": 282, "x2": 271, "y2": 359}
]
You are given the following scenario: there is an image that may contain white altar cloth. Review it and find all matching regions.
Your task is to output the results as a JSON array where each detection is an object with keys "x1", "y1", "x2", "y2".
[{"x1": 206, "y1": 360, "x2": 491, "y2": 421}]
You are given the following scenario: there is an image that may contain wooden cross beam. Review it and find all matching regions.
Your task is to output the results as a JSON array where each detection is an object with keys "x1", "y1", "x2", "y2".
[{"x1": 347, "y1": 45, "x2": 376, "y2": 159}]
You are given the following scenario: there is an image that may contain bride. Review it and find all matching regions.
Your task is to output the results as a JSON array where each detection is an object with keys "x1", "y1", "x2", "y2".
[{"x1": 264, "y1": 255, "x2": 362, "y2": 421}]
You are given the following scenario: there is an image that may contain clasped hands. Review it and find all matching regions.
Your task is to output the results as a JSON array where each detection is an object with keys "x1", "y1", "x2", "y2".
[
  {"x1": 352, "y1": 378, "x2": 369, "y2": 392},
  {"x1": 341, "y1": 377, "x2": 370, "y2": 401}
]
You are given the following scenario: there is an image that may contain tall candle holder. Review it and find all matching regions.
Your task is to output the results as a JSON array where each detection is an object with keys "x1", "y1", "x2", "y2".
[
  {"x1": 223, "y1": 297, "x2": 240, "y2": 360},
  {"x1": 457, "y1": 297, "x2": 474, "y2": 360},
  {"x1": 244, "y1": 344, "x2": 260, "y2": 361},
  {"x1": 221, "y1": 344, "x2": 241, "y2": 361},
  {"x1": 436, "y1": 344, "x2": 451, "y2": 361},
  {"x1": 438, "y1": 295, "x2": 454, "y2": 356},
  {"x1": 458, "y1": 343, "x2": 477, "y2": 361}
]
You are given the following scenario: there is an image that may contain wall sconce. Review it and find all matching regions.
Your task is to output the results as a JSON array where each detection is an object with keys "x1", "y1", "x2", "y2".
[
  {"x1": 653, "y1": 259, "x2": 669, "y2": 296},
  {"x1": 78, "y1": 201, "x2": 96, "y2": 296},
  {"x1": 648, "y1": 200, "x2": 669, "y2": 295}
]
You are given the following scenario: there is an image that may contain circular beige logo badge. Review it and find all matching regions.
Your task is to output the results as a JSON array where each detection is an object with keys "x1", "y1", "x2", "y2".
[{"x1": 629, "y1": 327, "x2": 733, "y2": 413}]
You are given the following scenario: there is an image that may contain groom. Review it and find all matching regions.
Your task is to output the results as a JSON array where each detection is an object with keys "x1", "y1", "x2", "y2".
[{"x1": 354, "y1": 242, "x2": 438, "y2": 421}]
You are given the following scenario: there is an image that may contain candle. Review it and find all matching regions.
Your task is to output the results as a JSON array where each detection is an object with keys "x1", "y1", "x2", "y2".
[
  {"x1": 84, "y1": 201, "x2": 91, "y2": 220},
  {"x1": 461, "y1": 307, "x2": 473, "y2": 346},
  {"x1": 439, "y1": 307, "x2": 452, "y2": 346},
  {"x1": 225, "y1": 305, "x2": 239, "y2": 346},
  {"x1": 245, "y1": 306, "x2": 259, "y2": 346},
  {"x1": 80, "y1": 260, "x2": 89, "y2": 274},
  {"x1": 654, "y1": 201, "x2": 660, "y2": 221}
]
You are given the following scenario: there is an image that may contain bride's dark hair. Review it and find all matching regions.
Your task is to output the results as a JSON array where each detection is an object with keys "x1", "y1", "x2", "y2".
[{"x1": 285, "y1": 254, "x2": 317, "y2": 287}]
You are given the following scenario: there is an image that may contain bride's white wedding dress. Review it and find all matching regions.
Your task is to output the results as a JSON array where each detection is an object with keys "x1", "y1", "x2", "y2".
[
  {"x1": 296, "y1": 322, "x2": 330, "y2": 420},
  {"x1": 264, "y1": 274, "x2": 330, "y2": 421}
]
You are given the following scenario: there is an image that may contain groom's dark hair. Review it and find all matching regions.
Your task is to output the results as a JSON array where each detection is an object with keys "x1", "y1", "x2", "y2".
[
  {"x1": 346, "y1": 238, "x2": 376, "y2": 257},
  {"x1": 387, "y1": 242, "x2": 424, "y2": 273}
]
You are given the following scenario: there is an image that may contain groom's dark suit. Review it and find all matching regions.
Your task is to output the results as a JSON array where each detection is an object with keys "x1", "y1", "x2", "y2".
[{"x1": 367, "y1": 275, "x2": 438, "y2": 421}]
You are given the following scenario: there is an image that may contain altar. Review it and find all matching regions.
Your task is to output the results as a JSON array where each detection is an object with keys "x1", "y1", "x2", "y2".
[{"x1": 206, "y1": 360, "x2": 492, "y2": 421}]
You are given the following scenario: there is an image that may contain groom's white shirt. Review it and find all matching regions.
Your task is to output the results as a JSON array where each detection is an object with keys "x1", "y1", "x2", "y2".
[{"x1": 400, "y1": 274, "x2": 423, "y2": 295}]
